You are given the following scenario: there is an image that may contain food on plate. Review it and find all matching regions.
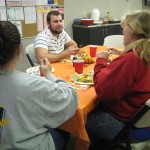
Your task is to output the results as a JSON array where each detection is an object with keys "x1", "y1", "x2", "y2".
[
  {"x1": 70, "y1": 70, "x2": 94, "y2": 84},
  {"x1": 77, "y1": 73, "x2": 93, "y2": 83}
]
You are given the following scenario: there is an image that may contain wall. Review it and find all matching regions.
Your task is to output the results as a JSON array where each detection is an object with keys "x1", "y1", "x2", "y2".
[
  {"x1": 19, "y1": 0, "x2": 149, "y2": 72},
  {"x1": 64, "y1": 0, "x2": 143, "y2": 37}
]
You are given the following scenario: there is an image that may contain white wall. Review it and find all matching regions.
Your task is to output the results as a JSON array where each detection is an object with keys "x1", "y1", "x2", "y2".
[
  {"x1": 19, "y1": 0, "x2": 150, "y2": 72},
  {"x1": 64, "y1": 0, "x2": 143, "y2": 37}
]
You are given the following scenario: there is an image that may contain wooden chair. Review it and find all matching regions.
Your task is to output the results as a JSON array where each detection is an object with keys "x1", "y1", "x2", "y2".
[
  {"x1": 104, "y1": 99, "x2": 150, "y2": 150},
  {"x1": 103, "y1": 35, "x2": 124, "y2": 47}
]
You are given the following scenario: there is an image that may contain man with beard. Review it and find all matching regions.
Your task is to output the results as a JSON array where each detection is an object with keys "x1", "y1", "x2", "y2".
[{"x1": 34, "y1": 11, "x2": 80, "y2": 64}]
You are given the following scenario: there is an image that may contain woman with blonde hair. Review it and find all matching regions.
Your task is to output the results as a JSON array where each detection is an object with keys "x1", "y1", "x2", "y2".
[{"x1": 86, "y1": 10, "x2": 150, "y2": 150}]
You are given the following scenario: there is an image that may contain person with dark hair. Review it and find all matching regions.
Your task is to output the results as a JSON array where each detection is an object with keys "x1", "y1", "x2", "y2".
[
  {"x1": 86, "y1": 10, "x2": 150, "y2": 150},
  {"x1": 0, "y1": 21, "x2": 78, "y2": 150},
  {"x1": 34, "y1": 10, "x2": 79, "y2": 64}
]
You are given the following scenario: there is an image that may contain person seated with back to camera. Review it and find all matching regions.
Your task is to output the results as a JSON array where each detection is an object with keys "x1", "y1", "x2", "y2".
[
  {"x1": 34, "y1": 10, "x2": 80, "y2": 65},
  {"x1": 0, "y1": 21, "x2": 78, "y2": 150},
  {"x1": 85, "y1": 10, "x2": 150, "y2": 150}
]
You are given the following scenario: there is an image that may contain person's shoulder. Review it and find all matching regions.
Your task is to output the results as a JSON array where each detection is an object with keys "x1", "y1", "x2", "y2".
[
  {"x1": 61, "y1": 30, "x2": 69, "y2": 36},
  {"x1": 115, "y1": 51, "x2": 139, "y2": 64},
  {"x1": 122, "y1": 51, "x2": 138, "y2": 59},
  {"x1": 36, "y1": 28, "x2": 49, "y2": 37},
  {"x1": 35, "y1": 29, "x2": 50, "y2": 41},
  {"x1": 16, "y1": 71, "x2": 50, "y2": 87}
]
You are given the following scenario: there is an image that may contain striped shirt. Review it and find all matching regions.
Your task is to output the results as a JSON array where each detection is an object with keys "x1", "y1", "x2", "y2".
[{"x1": 33, "y1": 28, "x2": 71, "y2": 64}]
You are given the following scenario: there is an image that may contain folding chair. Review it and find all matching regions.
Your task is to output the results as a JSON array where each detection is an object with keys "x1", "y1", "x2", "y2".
[
  {"x1": 103, "y1": 35, "x2": 124, "y2": 47},
  {"x1": 25, "y1": 43, "x2": 35, "y2": 67},
  {"x1": 104, "y1": 99, "x2": 150, "y2": 150}
]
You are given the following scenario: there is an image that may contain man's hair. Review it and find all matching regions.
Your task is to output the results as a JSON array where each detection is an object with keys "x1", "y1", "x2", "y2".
[
  {"x1": 47, "y1": 11, "x2": 61, "y2": 22},
  {"x1": 0, "y1": 21, "x2": 21, "y2": 66}
]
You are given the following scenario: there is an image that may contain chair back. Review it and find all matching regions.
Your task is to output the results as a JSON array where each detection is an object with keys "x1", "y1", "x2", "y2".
[
  {"x1": 134, "y1": 99, "x2": 150, "y2": 128},
  {"x1": 0, "y1": 107, "x2": 6, "y2": 140},
  {"x1": 105, "y1": 99, "x2": 150, "y2": 150},
  {"x1": 103, "y1": 35, "x2": 124, "y2": 47},
  {"x1": 25, "y1": 43, "x2": 35, "y2": 67}
]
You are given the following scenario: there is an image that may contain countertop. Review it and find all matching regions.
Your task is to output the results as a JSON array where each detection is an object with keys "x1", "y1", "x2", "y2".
[{"x1": 72, "y1": 23, "x2": 121, "y2": 28}]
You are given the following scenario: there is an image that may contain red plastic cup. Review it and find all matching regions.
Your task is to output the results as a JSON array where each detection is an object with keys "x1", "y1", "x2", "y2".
[
  {"x1": 89, "y1": 45, "x2": 97, "y2": 57},
  {"x1": 73, "y1": 59, "x2": 84, "y2": 74},
  {"x1": 39, "y1": 68, "x2": 43, "y2": 76}
]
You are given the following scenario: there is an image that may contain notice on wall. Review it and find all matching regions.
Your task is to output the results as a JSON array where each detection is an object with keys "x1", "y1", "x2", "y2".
[
  {"x1": 0, "y1": 0, "x2": 5, "y2": 6},
  {"x1": 7, "y1": 7, "x2": 24, "y2": 21},
  {"x1": 22, "y1": 0, "x2": 35, "y2": 6},
  {"x1": 0, "y1": 7, "x2": 7, "y2": 21},
  {"x1": 36, "y1": 6, "x2": 51, "y2": 31},
  {"x1": 11, "y1": 20, "x2": 22, "y2": 37},
  {"x1": 24, "y1": 7, "x2": 36, "y2": 24},
  {"x1": 6, "y1": 0, "x2": 22, "y2": 6},
  {"x1": 36, "y1": 0, "x2": 48, "y2": 5}
]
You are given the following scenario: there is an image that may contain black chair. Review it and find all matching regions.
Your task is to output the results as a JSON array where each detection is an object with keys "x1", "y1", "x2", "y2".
[
  {"x1": 104, "y1": 99, "x2": 150, "y2": 150},
  {"x1": 0, "y1": 107, "x2": 6, "y2": 140}
]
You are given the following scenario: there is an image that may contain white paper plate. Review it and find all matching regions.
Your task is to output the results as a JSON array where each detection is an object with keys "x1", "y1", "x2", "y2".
[
  {"x1": 26, "y1": 66, "x2": 55, "y2": 76},
  {"x1": 70, "y1": 71, "x2": 94, "y2": 85},
  {"x1": 74, "y1": 81, "x2": 94, "y2": 85}
]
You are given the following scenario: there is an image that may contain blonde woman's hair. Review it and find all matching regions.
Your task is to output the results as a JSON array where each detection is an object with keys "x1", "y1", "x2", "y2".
[{"x1": 121, "y1": 10, "x2": 150, "y2": 65}]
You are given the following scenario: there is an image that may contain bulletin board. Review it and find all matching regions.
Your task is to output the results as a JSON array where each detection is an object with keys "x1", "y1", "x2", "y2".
[
  {"x1": 0, "y1": 0, "x2": 64, "y2": 38},
  {"x1": 21, "y1": 20, "x2": 38, "y2": 38}
]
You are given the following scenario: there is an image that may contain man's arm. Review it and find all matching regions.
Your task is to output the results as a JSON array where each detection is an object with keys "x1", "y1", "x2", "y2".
[
  {"x1": 65, "y1": 39, "x2": 78, "y2": 49},
  {"x1": 35, "y1": 45, "x2": 80, "y2": 63}
]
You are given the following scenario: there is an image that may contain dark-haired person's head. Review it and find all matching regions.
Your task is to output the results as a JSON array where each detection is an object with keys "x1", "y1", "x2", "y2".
[
  {"x1": 0, "y1": 21, "x2": 21, "y2": 67},
  {"x1": 46, "y1": 11, "x2": 63, "y2": 35},
  {"x1": 46, "y1": 10, "x2": 61, "y2": 22}
]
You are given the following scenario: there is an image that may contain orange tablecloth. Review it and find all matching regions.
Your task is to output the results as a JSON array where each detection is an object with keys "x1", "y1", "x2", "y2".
[{"x1": 52, "y1": 45, "x2": 118, "y2": 150}]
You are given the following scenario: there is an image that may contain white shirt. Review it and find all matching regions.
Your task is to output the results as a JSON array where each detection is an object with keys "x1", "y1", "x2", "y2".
[{"x1": 33, "y1": 28, "x2": 71, "y2": 64}]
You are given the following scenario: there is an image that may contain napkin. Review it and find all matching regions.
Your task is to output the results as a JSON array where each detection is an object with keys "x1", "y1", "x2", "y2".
[{"x1": 69, "y1": 82, "x2": 90, "y2": 91}]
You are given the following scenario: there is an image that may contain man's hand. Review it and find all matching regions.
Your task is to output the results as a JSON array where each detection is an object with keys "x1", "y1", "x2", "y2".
[{"x1": 67, "y1": 46, "x2": 80, "y2": 55}]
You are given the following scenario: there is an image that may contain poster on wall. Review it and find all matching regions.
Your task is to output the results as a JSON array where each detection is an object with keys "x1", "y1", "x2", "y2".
[
  {"x1": 0, "y1": 0, "x2": 6, "y2": 6},
  {"x1": 48, "y1": 0, "x2": 54, "y2": 4},
  {"x1": 36, "y1": 6, "x2": 51, "y2": 31},
  {"x1": 6, "y1": 0, "x2": 22, "y2": 6},
  {"x1": 24, "y1": 7, "x2": 36, "y2": 24},
  {"x1": 36, "y1": 0, "x2": 47, "y2": 5},
  {"x1": 0, "y1": 7, "x2": 7, "y2": 20},
  {"x1": 7, "y1": 7, "x2": 24, "y2": 21},
  {"x1": 22, "y1": 0, "x2": 36, "y2": 6},
  {"x1": 11, "y1": 21, "x2": 22, "y2": 37}
]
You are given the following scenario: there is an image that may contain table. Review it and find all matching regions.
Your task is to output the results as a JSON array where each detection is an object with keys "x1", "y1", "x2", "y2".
[{"x1": 52, "y1": 45, "x2": 119, "y2": 150}]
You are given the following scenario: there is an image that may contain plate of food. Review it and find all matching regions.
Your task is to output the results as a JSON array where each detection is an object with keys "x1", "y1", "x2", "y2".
[
  {"x1": 26, "y1": 66, "x2": 55, "y2": 76},
  {"x1": 70, "y1": 70, "x2": 94, "y2": 85}
]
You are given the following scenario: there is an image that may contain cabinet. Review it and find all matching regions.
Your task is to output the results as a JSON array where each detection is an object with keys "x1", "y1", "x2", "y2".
[{"x1": 72, "y1": 24, "x2": 122, "y2": 47}]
